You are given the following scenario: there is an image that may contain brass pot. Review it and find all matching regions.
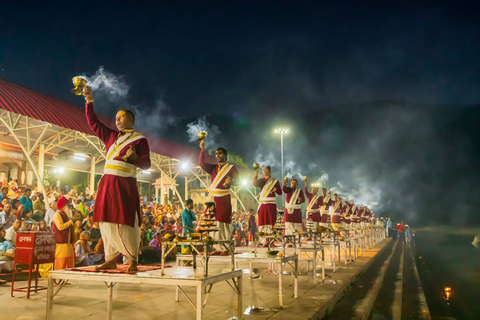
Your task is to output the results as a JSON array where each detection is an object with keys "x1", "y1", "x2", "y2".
[
  {"x1": 71, "y1": 76, "x2": 88, "y2": 95},
  {"x1": 198, "y1": 131, "x2": 208, "y2": 142}
]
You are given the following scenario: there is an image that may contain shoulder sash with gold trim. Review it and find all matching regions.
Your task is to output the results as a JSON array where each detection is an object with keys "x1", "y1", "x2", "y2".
[
  {"x1": 259, "y1": 178, "x2": 277, "y2": 204},
  {"x1": 210, "y1": 163, "x2": 234, "y2": 197},
  {"x1": 307, "y1": 193, "x2": 320, "y2": 213},
  {"x1": 332, "y1": 200, "x2": 342, "y2": 215},
  {"x1": 106, "y1": 131, "x2": 145, "y2": 161},
  {"x1": 286, "y1": 188, "x2": 301, "y2": 214}
]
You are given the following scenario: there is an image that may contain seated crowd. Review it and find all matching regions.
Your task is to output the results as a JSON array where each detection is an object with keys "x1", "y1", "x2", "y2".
[{"x1": 1, "y1": 178, "x2": 403, "y2": 271}]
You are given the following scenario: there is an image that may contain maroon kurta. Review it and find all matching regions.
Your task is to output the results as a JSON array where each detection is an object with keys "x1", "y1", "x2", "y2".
[
  {"x1": 304, "y1": 187, "x2": 322, "y2": 222},
  {"x1": 199, "y1": 150, "x2": 238, "y2": 224},
  {"x1": 85, "y1": 102, "x2": 151, "y2": 227},
  {"x1": 351, "y1": 207, "x2": 359, "y2": 223},
  {"x1": 282, "y1": 185, "x2": 305, "y2": 223},
  {"x1": 364, "y1": 209, "x2": 372, "y2": 222},
  {"x1": 253, "y1": 176, "x2": 282, "y2": 226},
  {"x1": 358, "y1": 208, "x2": 366, "y2": 222},
  {"x1": 343, "y1": 203, "x2": 352, "y2": 224},
  {"x1": 320, "y1": 195, "x2": 333, "y2": 223},
  {"x1": 331, "y1": 200, "x2": 343, "y2": 224}
]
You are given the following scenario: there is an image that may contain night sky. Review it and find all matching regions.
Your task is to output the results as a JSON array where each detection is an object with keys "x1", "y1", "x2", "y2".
[{"x1": 1, "y1": 1, "x2": 480, "y2": 225}]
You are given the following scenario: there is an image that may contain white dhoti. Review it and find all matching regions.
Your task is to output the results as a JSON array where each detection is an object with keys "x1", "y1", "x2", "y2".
[
  {"x1": 258, "y1": 225, "x2": 273, "y2": 233},
  {"x1": 285, "y1": 222, "x2": 302, "y2": 236},
  {"x1": 99, "y1": 214, "x2": 140, "y2": 262},
  {"x1": 213, "y1": 221, "x2": 233, "y2": 251}
]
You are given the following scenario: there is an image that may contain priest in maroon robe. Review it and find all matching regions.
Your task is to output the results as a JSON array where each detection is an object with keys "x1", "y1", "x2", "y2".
[
  {"x1": 303, "y1": 177, "x2": 322, "y2": 231},
  {"x1": 282, "y1": 178, "x2": 305, "y2": 235},
  {"x1": 83, "y1": 86, "x2": 151, "y2": 272},
  {"x1": 320, "y1": 188, "x2": 333, "y2": 227},
  {"x1": 199, "y1": 142, "x2": 238, "y2": 254},
  {"x1": 252, "y1": 165, "x2": 282, "y2": 233}
]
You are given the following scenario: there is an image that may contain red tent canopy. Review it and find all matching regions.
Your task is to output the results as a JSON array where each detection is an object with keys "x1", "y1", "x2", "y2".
[{"x1": 0, "y1": 78, "x2": 213, "y2": 164}]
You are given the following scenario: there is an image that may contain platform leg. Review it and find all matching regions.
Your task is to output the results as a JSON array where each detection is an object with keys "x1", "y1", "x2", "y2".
[
  {"x1": 237, "y1": 273, "x2": 243, "y2": 320},
  {"x1": 161, "y1": 244, "x2": 166, "y2": 276},
  {"x1": 313, "y1": 250, "x2": 317, "y2": 281},
  {"x1": 175, "y1": 286, "x2": 180, "y2": 302},
  {"x1": 278, "y1": 262, "x2": 284, "y2": 308},
  {"x1": 106, "y1": 282, "x2": 114, "y2": 320},
  {"x1": 196, "y1": 284, "x2": 204, "y2": 319},
  {"x1": 46, "y1": 276, "x2": 54, "y2": 319},
  {"x1": 332, "y1": 245, "x2": 336, "y2": 272},
  {"x1": 294, "y1": 258, "x2": 298, "y2": 298},
  {"x1": 338, "y1": 244, "x2": 342, "y2": 266},
  {"x1": 322, "y1": 249, "x2": 326, "y2": 280},
  {"x1": 35, "y1": 264, "x2": 39, "y2": 293},
  {"x1": 230, "y1": 242, "x2": 235, "y2": 271}
]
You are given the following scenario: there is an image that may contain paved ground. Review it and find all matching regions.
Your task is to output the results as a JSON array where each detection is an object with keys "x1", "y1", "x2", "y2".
[{"x1": 0, "y1": 238, "x2": 391, "y2": 319}]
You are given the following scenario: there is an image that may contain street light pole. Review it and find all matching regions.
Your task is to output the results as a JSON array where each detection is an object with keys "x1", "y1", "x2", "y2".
[
  {"x1": 274, "y1": 128, "x2": 289, "y2": 206},
  {"x1": 280, "y1": 132, "x2": 283, "y2": 182}
]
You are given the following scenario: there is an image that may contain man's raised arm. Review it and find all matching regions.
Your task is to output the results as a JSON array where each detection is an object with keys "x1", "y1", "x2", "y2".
[
  {"x1": 83, "y1": 86, "x2": 116, "y2": 144},
  {"x1": 198, "y1": 141, "x2": 216, "y2": 174}
]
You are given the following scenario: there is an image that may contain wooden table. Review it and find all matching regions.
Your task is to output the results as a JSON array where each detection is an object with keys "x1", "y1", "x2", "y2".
[
  {"x1": 177, "y1": 252, "x2": 298, "y2": 308},
  {"x1": 161, "y1": 239, "x2": 235, "y2": 277},
  {"x1": 46, "y1": 266, "x2": 243, "y2": 320}
]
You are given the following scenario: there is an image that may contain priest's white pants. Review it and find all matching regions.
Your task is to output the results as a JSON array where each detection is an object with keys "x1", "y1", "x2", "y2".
[
  {"x1": 258, "y1": 225, "x2": 273, "y2": 233},
  {"x1": 213, "y1": 221, "x2": 233, "y2": 251},
  {"x1": 285, "y1": 222, "x2": 302, "y2": 235},
  {"x1": 99, "y1": 214, "x2": 140, "y2": 262}
]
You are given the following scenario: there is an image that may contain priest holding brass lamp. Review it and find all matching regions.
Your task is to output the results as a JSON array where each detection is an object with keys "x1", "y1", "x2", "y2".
[{"x1": 252, "y1": 163, "x2": 282, "y2": 234}]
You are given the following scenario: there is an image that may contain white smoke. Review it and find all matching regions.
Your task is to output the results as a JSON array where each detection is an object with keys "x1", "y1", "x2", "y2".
[
  {"x1": 77, "y1": 66, "x2": 177, "y2": 133},
  {"x1": 320, "y1": 172, "x2": 329, "y2": 184},
  {"x1": 254, "y1": 150, "x2": 278, "y2": 168},
  {"x1": 347, "y1": 182, "x2": 383, "y2": 210},
  {"x1": 186, "y1": 116, "x2": 221, "y2": 150},
  {"x1": 81, "y1": 66, "x2": 129, "y2": 102},
  {"x1": 130, "y1": 99, "x2": 177, "y2": 133},
  {"x1": 282, "y1": 160, "x2": 306, "y2": 180}
]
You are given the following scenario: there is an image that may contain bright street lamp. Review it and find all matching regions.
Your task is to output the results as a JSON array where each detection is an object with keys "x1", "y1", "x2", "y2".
[{"x1": 180, "y1": 161, "x2": 190, "y2": 171}]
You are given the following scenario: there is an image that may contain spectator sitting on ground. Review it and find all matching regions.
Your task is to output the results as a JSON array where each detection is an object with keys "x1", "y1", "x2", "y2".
[
  {"x1": 0, "y1": 203, "x2": 13, "y2": 229},
  {"x1": 94, "y1": 237, "x2": 104, "y2": 255},
  {"x1": 33, "y1": 193, "x2": 46, "y2": 220},
  {"x1": 0, "y1": 186, "x2": 10, "y2": 204},
  {"x1": 10, "y1": 199, "x2": 20, "y2": 218},
  {"x1": 19, "y1": 188, "x2": 33, "y2": 214},
  {"x1": 73, "y1": 220, "x2": 83, "y2": 244},
  {"x1": 5, "y1": 218, "x2": 21, "y2": 247},
  {"x1": 81, "y1": 214, "x2": 92, "y2": 230},
  {"x1": 34, "y1": 219, "x2": 48, "y2": 232},
  {"x1": 19, "y1": 219, "x2": 31, "y2": 231},
  {"x1": 74, "y1": 231, "x2": 103, "y2": 266},
  {"x1": 89, "y1": 222, "x2": 101, "y2": 249},
  {"x1": 44, "y1": 201, "x2": 56, "y2": 230},
  {"x1": 0, "y1": 226, "x2": 15, "y2": 275},
  {"x1": 0, "y1": 198, "x2": 8, "y2": 212}
]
